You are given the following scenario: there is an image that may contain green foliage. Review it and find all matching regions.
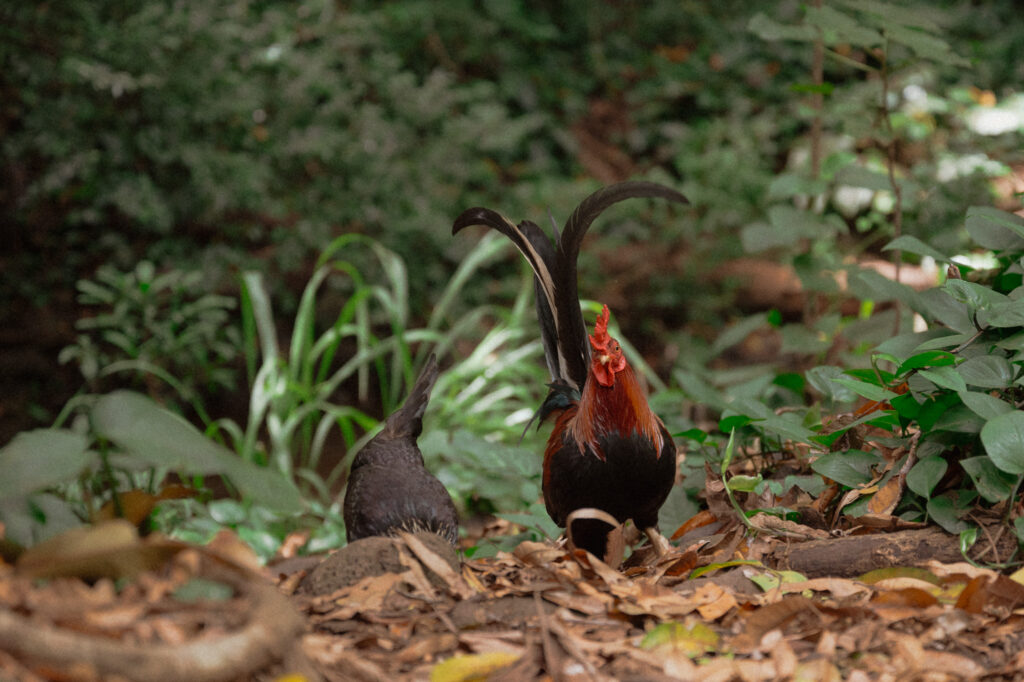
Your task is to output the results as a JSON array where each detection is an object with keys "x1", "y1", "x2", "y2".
[
  {"x1": 4, "y1": 1, "x2": 1024, "y2": 559},
  {"x1": 0, "y1": 391, "x2": 301, "y2": 548},
  {"x1": 59, "y1": 260, "x2": 240, "y2": 412}
]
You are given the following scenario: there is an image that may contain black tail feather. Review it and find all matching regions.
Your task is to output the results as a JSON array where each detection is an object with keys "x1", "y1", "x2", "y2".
[
  {"x1": 454, "y1": 181, "x2": 689, "y2": 392},
  {"x1": 383, "y1": 353, "x2": 439, "y2": 440}
]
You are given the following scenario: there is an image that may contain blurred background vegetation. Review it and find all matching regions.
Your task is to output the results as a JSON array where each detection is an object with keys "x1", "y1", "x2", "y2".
[{"x1": 2, "y1": 0, "x2": 1022, "y2": 556}]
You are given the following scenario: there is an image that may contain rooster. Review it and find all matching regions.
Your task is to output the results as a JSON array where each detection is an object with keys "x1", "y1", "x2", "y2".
[
  {"x1": 343, "y1": 354, "x2": 459, "y2": 545},
  {"x1": 453, "y1": 181, "x2": 687, "y2": 559}
]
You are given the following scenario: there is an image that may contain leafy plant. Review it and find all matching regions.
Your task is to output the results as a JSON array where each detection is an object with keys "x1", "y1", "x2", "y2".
[
  {"x1": 0, "y1": 391, "x2": 301, "y2": 549},
  {"x1": 59, "y1": 261, "x2": 240, "y2": 420}
]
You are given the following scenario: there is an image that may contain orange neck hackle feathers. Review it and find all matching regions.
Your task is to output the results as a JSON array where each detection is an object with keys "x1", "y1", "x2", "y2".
[{"x1": 566, "y1": 304, "x2": 665, "y2": 460}]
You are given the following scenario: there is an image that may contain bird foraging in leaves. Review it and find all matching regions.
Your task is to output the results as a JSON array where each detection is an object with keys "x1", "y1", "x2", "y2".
[
  {"x1": 343, "y1": 354, "x2": 459, "y2": 545},
  {"x1": 453, "y1": 181, "x2": 687, "y2": 559}
]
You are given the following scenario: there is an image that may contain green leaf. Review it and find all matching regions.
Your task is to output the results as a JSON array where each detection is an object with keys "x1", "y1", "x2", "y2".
[
  {"x1": 831, "y1": 377, "x2": 899, "y2": 402},
  {"x1": 944, "y1": 279, "x2": 1007, "y2": 310},
  {"x1": 850, "y1": 269, "x2": 922, "y2": 311},
  {"x1": 917, "y1": 366, "x2": 968, "y2": 393},
  {"x1": 980, "y1": 411, "x2": 1024, "y2": 475},
  {"x1": 806, "y1": 366, "x2": 857, "y2": 403},
  {"x1": 92, "y1": 391, "x2": 302, "y2": 513},
  {"x1": 964, "y1": 206, "x2": 1024, "y2": 251},
  {"x1": 960, "y1": 456, "x2": 1019, "y2": 503},
  {"x1": 927, "y1": 495, "x2": 970, "y2": 534},
  {"x1": 805, "y1": 5, "x2": 883, "y2": 47},
  {"x1": 890, "y1": 392, "x2": 921, "y2": 420},
  {"x1": 884, "y1": 23, "x2": 968, "y2": 66},
  {"x1": 932, "y1": 404, "x2": 985, "y2": 434},
  {"x1": 811, "y1": 450, "x2": 882, "y2": 488},
  {"x1": 917, "y1": 289, "x2": 974, "y2": 334},
  {"x1": 727, "y1": 474, "x2": 763, "y2": 493},
  {"x1": 906, "y1": 456, "x2": 946, "y2": 498},
  {"x1": 711, "y1": 313, "x2": 769, "y2": 356},
  {"x1": 719, "y1": 415, "x2": 753, "y2": 433},
  {"x1": 0, "y1": 429, "x2": 91, "y2": 499},
  {"x1": 896, "y1": 350, "x2": 956, "y2": 375},
  {"x1": 674, "y1": 428, "x2": 708, "y2": 443},
  {"x1": 983, "y1": 299, "x2": 1024, "y2": 328},
  {"x1": 957, "y1": 355, "x2": 1014, "y2": 389},
  {"x1": 958, "y1": 391, "x2": 1013, "y2": 420},
  {"x1": 881, "y1": 235, "x2": 948, "y2": 262}
]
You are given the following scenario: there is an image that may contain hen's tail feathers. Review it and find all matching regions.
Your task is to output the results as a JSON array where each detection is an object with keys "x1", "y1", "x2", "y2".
[
  {"x1": 382, "y1": 353, "x2": 439, "y2": 440},
  {"x1": 454, "y1": 181, "x2": 689, "y2": 392}
]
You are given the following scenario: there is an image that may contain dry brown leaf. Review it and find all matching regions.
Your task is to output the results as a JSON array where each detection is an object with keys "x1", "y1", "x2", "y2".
[
  {"x1": 398, "y1": 531, "x2": 475, "y2": 599},
  {"x1": 670, "y1": 509, "x2": 718, "y2": 541},
  {"x1": 748, "y1": 512, "x2": 830, "y2": 540},
  {"x1": 512, "y1": 541, "x2": 564, "y2": 566},
  {"x1": 694, "y1": 582, "x2": 738, "y2": 621},
  {"x1": 543, "y1": 590, "x2": 608, "y2": 616},
  {"x1": 313, "y1": 572, "x2": 405, "y2": 622},
  {"x1": 790, "y1": 577, "x2": 871, "y2": 600}
]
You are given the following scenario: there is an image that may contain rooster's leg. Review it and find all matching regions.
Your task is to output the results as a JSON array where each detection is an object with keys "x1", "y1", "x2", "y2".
[{"x1": 644, "y1": 527, "x2": 674, "y2": 557}]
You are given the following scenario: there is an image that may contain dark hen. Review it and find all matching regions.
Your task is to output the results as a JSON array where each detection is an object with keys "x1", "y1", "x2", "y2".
[{"x1": 343, "y1": 354, "x2": 458, "y2": 545}]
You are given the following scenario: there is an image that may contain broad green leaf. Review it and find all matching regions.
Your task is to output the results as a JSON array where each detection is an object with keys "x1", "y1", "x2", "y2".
[
  {"x1": 958, "y1": 391, "x2": 1013, "y2": 420},
  {"x1": 914, "y1": 332, "x2": 972, "y2": 351},
  {"x1": 674, "y1": 428, "x2": 708, "y2": 443},
  {"x1": 996, "y1": 331, "x2": 1024, "y2": 351},
  {"x1": 980, "y1": 410, "x2": 1024, "y2": 475},
  {"x1": 811, "y1": 450, "x2": 882, "y2": 488},
  {"x1": 965, "y1": 206, "x2": 1024, "y2": 250},
  {"x1": 896, "y1": 350, "x2": 956, "y2": 375},
  {"x1": 906, "y1": 456, "x2": 946, "y2": 498},
  {"x1": 806, "y1": 366, "x2": 857, "y2": 403},
  {"x1": 849, "y1": 269, "x2": 921, "y2": 311},
  {"x1": 918, "y1": 366, "x2": 968, "y2": 393},
  {"x1": 960, "y1": 456, "x2": 1019, "y2": 503},
  {"x1": 890, "y1": 392, "x2": 922, "y2": 420},
  {"x1": 927, "y1": 495, "x2": 970, "y2": 534},
  {"x1": 983, "y1": 299, "x2": 1024, "y2": 328},
  {"x1": 957, "y1": 355, "x2": 1013, "y2": 389},
  {"x1": 932, "y1": 404, "x2": 984, "y2": 434},
  {"x1": 719, "y1": 415, "x2": 753, "y2": 433},
  {"x1": 92, "y1": 391, "x2": 302, "y2": 513},
  {"x1": 0, "y1": 429, "x2": 90, "y2": 499},
  {"x1": 881, "y1": 235, "x2": 948, "y2": 262},
  {"x1": 917, "y1": 289, "x2": 974, "y2": 334},
  {"x1": 873, "y1": 329, "x2": 952, "y2": 358},
  {"x1": 831, "y1": 377, "x2": 899, "y2": 402},
  {"x1": 944, "y1": 279, "x2": 1007, "y2": 310}
]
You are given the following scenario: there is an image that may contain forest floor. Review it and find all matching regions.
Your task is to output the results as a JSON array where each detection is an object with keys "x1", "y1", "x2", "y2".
[{"x1": 2, "y1": 479, "x2": 1023, "y2": 682}]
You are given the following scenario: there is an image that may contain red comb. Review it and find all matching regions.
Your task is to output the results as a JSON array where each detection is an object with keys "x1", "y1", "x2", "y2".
[{"x1": 589, "y1": 304, "x2": 612, "y2": 350}]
